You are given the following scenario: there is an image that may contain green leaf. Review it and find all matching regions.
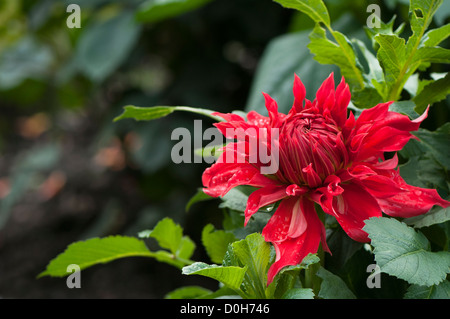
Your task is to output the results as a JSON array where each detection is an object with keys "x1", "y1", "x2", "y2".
[
  {"x1": 138, "y1": 217, "x2": 195, "y2": 260},
  {"x1": 165, "y1": 286, "x2": 212, "y2": 299},
  {"x1": 308, "y1": 24, "x2": 365, "y2": 89},
  {"x1": 182, "y1": 262, "x2": 247, "y2": 292},
  {"x1": 374, "y1": 34, "x2": 407, "y2": 93},
  {"x1": 413, "y1": 123, "x2": 450, "y2": 170},
  {"x1": 193, "y1": 144, "x2": 225, "y2": 161},
  {"x1": 407, "y1": 0, "x2": 443, "y2": 54},
  {"x1": 75, "y1": 11, "x2": 141, "y2": 82},
  {"x1": 422, "y1": 23, "x2": 450, "y2": 47},
  {"x1": 413, "y1": 73, "x2": 450, "y2": 112},
  {"x1": 114, "y1": 105, "x2": 223, "y2": 122},
  {"x1": 185, "y1": 188, "x2": 214, "y2": 212},
  {"x1": 404, "y1": 280, "x2": 450, "y2": 299},
  {"x1": 388, "y1": 101, "x2": 420, "y2": 119},
  {"x1": 230, "y1": 233, "x2": 272, "y2": 298},
  {"x1": 269, "y1": 253, "x2": 320, "y2": 299},
  {"x1": 412, "y1": 47, "x2": 450, "y2": 64},
  {"x1": 201, "y1": 224, "x2": 237, "y2": 264},
  {"x1": 273, "y1": 0, "x2": 330, "y2": 26},
  {"x1": 316, "y1": 267, "x2": 356, "y2": 299},
  {"x1": 363, "y1": 217, "x2": 450, "y2": 286},
  {"x1": 39, "y1": 236, "x2": 154, "y2": 278},
  {"x1": 404, "y1": 206, "x2": 450, "y2": 228},
  {"x1": 219, "y1": 187, "x2": 249, "y2": 213},
  {"x1": 140, "y1": 217, "x2": 182, "y2": 254},
  {"x1": 136, "y1": 0, "x2": 213, "y2": 24},
  {"x1": 282, "y1": 288, "x2": 315, "y2": 299}
]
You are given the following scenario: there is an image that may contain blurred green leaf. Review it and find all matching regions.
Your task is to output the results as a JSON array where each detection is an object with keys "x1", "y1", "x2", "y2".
[
  {"x1": 75, "y1": 11, "x2": 141, "y2": 82},
  {"x1": 185, "y1": 188, "x2": 214, "y2": 212},
  {"x1": 136, "y1": 0, "x2": 213, "y2": 23},
  {"x1": 245, "y1": 30, "x2": 337, "y2": 115},
  {"x1": 0, "y1": 36, "x2": 53, "y2": 89}
]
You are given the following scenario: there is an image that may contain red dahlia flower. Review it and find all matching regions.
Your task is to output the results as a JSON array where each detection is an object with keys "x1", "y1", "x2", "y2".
[{"x1": 202, "y1": 73, "x2": 450, "y2": 285}]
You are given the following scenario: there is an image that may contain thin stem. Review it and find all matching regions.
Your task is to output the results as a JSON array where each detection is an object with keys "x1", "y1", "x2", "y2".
[{"x1": 304, "y1": 206, "x2": 326, "y2": 296}]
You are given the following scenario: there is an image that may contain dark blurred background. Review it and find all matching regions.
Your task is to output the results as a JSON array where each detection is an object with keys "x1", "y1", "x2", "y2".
[{"x1": 0, "y1": 0, "x2": 448, "y2": 298}]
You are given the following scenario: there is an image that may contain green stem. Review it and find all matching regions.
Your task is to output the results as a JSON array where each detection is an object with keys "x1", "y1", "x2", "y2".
[{"x1": 304, "y1": 207, "x2": 326, "y2": 297}]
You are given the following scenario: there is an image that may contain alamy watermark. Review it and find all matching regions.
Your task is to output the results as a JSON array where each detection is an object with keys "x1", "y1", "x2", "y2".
[
  {"x1": 366, "y1": 4, "x2": 381, "y2": 29},
  {"x1": 66, "y1": 4, "x2": 81, "y2": 29},
  {"x1": 170, "y1": 120, "x2": 280, "y2": 175},
  {"x1": 66, "y1": 264, "x2": 81, "y2": 288},
  {"x1": 366, "y1": 263, "x2": 381, "y2": 289}
]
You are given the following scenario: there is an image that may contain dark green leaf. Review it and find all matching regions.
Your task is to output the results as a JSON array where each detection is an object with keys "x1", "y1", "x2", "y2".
[
  {"x1": 405, "y1": 206, "x2": 450, "y2": 228},
  {"x1": 413, "y1": 73, "x2": 450, "y2": 112},
  {"x1": 76, "y1": 12, "x2": 141, "y2": 82},
  {"x1": 185, "y1": 189, "x2": 214, "y2": 212},
  {"x1": 364, "y1": 217, "x2": 450, "y2": 286},
  {"x1": 282, "y1": 288, "x2": 315, "y2": 299},
  {"x1": 136, "y1": 0, "x2": 213, "y2": 24},
  {"x1": 316, "y1": 267, "x2": 356, "y2": 299},
  {"x1": 404, "y1": 280, "x2": 450, "y2": 299}
]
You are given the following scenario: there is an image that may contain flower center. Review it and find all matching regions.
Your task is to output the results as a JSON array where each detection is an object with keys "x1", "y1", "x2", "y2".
[{"x1": 276, "y1": 112, "x2": 347, "y2": 187}]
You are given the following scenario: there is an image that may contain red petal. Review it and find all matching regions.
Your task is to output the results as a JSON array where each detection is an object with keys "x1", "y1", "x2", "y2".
[
  {"x1": 382, "y1": 106, "x2": 429, "y2": 132},
  {"x1": 264, "y1": 198, "x2": 325, "y2": 285},
  {"x1": 211, "y1": 112, "x2": 246, "y2": 123},
  {"x1": 372, "y1": 153, "x2": 399, "y2": 170},
  {"x1": 322, "y1": 183, "x2": 382, "y2": 242},
  {"x1": 359, "y1": 175, "x2": 405, "y2": 199},
  {"x1": 302, "y1": 163, "x2": 322, "y2": 188},
  {"x1": 291, "y1": 73, "x2": 306, "y2": 113},
  {"x1": 244, "y1": 185, "x2": 287, "y2": 225},
  {"x1": 356, "y1": 102, "x2": 391, "y2": 125},
  {"x1": 332, "y1": 77, "x2": 350, "y2": 127},
  {"x1": 202, "y1": 159, "x2": 278, "y2": 197},
  {"x1": 262, "y1": 92, "x2": 280, "y2": 127},
  {"x1": 247, "y1": 111, "x2": 270, "y2": 128},
  {"x1": 377, "y1": 174, "x2": 450, "y2": 217},
  {"x1": 315, "y1": 74, "x2": 335, "y2": 115}
]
